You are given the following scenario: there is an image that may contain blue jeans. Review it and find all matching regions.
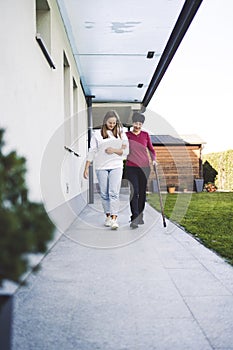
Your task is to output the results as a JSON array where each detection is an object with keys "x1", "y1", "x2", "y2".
[{"x1": 96, "y1": 168, "x2": 123, "y2": 216}]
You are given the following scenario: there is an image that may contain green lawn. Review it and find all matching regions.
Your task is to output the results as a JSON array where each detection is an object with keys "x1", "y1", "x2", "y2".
[{"x1": 147, "y1": 192, "x2": 233, "y2": 265}]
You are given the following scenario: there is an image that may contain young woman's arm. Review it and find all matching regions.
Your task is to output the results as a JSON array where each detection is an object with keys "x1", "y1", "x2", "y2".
[
  {"x1": 105, "y1": 147, "x2": 123, "y2": 156},
  {"x1": 83, "y1": 132, "x2": 98, "y2": 178},
  {"x1": 105, "y1": 132, "x2": 129, "y2": 156},
  {"x1": 83, "y1": 160, "x2": 91, "y2": 179},
  {"x1": 121, "y1": 132, "x2": 129, "y2": 157}
]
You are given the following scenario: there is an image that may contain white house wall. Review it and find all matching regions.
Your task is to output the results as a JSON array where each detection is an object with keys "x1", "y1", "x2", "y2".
[{"x1": 0, "y1": 0, "x2": 88, "y2": 231}]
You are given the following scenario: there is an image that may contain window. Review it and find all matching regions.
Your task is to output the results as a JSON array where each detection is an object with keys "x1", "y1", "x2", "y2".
[
  {"x1": 36, "y1": 0, "x2": 51, "y2": 50},
  {"x1": 64, "y1": 52, "x2": 71, "y2": 146},
  {"x1": 72, "y1": 78, "x2": 79, "y2": 144},
  {"x1": 35, "y1": 0, "x2": 55, "y2": 68}
]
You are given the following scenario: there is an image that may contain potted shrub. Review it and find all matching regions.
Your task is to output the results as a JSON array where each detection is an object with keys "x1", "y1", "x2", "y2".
[
  {"x1": 167, "y1": 184, "x2": 176, "y2": 194},
  {"x1": 0, "y1": 128, "x2": 55, "y2": 348}
]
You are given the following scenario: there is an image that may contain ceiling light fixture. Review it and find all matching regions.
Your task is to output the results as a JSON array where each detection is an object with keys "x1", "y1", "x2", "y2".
[{"x1": 147, "y1": 51, "x2": 155, "y2": 59}]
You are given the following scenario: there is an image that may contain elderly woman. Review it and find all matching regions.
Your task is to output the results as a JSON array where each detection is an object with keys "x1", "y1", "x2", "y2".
[{"x1": 125, "y1": 112, "x2": 156, "y2": 229}]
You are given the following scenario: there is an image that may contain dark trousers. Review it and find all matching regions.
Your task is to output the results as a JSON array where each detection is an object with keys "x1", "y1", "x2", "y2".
[{"x1": 125, "y1": 166, "x2": 150, "y2": 221}]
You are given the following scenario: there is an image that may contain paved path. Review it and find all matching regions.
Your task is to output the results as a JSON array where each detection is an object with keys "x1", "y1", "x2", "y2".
[{"x1": 12, "y1": 192, "x2": 233, "y2": 349}]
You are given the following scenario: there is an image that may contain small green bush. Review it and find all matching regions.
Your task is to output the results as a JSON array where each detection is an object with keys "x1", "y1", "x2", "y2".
[{"x1": 0, "y1": 129, "x2": 54, "y2": 286}]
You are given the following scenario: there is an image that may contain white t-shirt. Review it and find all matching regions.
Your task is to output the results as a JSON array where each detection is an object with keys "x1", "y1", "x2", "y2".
[{"x1": 87, "y1": 129, "x2": 129, "y2": 170}]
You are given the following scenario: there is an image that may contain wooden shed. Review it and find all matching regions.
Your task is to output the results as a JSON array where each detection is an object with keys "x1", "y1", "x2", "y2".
[{"x1": 149, "y1": 134, "x2": 206, "y2": 192}]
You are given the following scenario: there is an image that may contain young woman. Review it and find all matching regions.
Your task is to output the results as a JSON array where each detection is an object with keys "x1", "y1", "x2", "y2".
[
  {"x1": 125, "y1": 112, "x2": 156, "y2": 229},
  {"x1": 83, "y1": 110, "x2": 128, "y2": 230}
]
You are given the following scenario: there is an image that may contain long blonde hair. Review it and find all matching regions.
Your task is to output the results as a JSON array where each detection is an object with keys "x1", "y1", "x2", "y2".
[{"x1": 101, "y1": 110, "x2": 123, "y2": 139}]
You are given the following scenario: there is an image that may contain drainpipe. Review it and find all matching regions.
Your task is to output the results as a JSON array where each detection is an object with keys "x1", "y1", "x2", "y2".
[
  {"x1": 200, "y1": 144, "x2": 203, "y2": 178},
  {"x1": 86, "y1": 96, "x2": 94, "y2": 203}
]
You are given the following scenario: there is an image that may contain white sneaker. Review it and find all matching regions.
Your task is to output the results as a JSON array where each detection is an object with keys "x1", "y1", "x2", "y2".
[
  {"x1": 104, "y1": 216, "x2": 112, "y2": 227},
  {"x1": 111, "y1": 219, "x2": 119, "y2": 230}
]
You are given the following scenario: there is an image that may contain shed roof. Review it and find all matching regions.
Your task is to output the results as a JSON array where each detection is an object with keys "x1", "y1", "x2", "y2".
[{"x1": 150, "y1": 134, "x2": 206, "y2": 146}]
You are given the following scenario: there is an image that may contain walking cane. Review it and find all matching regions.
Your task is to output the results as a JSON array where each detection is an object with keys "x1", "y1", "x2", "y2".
[{"x1": 153, "y1": 163, "x2": 166, "y2": 228}]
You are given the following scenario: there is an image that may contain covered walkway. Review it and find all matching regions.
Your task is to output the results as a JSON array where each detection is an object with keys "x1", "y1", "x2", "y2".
[{"x1": 12, "y1": 191, "x2": 233, "y2": 349}]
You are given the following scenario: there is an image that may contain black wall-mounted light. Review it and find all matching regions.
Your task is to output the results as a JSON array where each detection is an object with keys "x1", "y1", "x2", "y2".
[
  {"x1": 36, "y1": 34, "x2": 56, "y2": 69},
  {"x1": 64, "y1": 146, "x2": 80, "y2": 157}
]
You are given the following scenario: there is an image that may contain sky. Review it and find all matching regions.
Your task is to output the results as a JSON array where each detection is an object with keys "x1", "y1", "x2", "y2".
[{"x1": 148, "y1": 0, "x2": 233, "y2": 154}]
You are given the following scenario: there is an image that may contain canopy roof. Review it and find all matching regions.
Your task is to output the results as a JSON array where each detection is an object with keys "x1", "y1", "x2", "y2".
[{"x1": 57, "y1": 0, "x2": 203, "y2": 107}]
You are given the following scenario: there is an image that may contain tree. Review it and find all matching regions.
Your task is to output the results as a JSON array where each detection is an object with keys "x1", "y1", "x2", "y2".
[
  {"x1": 0, "y1": 128, "x2": 54, "y2": 286},
  {"x1": 203, "y1": 160, "x2": 218, "y2": 184}
]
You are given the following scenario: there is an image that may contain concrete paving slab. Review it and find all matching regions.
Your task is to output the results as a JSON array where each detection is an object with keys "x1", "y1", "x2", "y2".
[
  {"x1": 12, "y1": 192, "x2": 233, "y2": 350},
  {"x1": 184, "y1": 295, "x2": 233, "y2": 349}
]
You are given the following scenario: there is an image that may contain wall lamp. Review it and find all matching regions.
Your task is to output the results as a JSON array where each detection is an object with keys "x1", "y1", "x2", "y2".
[
  {"x1": 64, "y1": 146, "x2": 80, "y2": 157},
  {"x1": 36, "y1": 34, "x2": 56, "y2": 69}
]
